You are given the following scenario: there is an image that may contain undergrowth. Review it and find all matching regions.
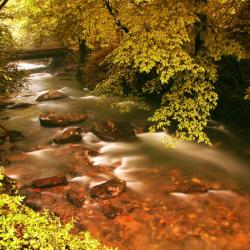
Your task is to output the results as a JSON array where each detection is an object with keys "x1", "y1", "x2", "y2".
[{"x1": 0, "y1": 169, "x2": 115, "y2": 250}]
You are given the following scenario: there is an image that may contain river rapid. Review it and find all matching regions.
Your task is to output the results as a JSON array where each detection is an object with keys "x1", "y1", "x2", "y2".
[{"x1": 1, "y1": 60, "x2": 250, "y2": 250}]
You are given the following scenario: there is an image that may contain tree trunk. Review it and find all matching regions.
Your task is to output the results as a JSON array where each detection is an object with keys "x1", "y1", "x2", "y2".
[
  {"x1": 77, "y1": 40, "x2": 90, "y2": 82},
  {"x1": 0, "y1": 0, "x2": 9, "y2": 11}
]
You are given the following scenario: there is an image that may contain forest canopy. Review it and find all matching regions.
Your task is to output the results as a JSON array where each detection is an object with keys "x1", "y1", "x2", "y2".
[{"x1": 1, "y1": 0, "x2": 250, "y2": 144}]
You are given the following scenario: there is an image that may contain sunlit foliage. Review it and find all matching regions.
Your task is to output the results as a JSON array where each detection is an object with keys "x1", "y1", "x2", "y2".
[{"x1": 6, "y1": 0, "x2": 249, "y2": 143}]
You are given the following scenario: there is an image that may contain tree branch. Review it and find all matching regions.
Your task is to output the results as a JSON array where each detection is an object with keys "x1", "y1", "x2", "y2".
[
  {"x1": 103, "y1": 0, "x2": 129, "y2": 33},
  {"x1": 0, "y1": 0, "x2": 9, "y2": 11}
]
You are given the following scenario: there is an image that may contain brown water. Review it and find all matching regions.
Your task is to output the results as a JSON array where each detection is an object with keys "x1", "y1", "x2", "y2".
[{"x1": 1, "y1": 60, "x2": 250, "y2": 250}]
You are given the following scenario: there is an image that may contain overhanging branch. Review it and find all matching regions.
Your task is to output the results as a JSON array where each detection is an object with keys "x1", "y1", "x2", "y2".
[
  {"x1": 0, "y1": 0, "x2": 9, "y2": 11},
  {"x1": 103, "y1": 0, "x2": 129, "y2": 33}
]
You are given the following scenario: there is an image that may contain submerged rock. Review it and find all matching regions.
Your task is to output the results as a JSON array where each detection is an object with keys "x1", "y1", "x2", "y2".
[
  {"x1": 66, "y1": 190, "x2": 86, "y2": 207},
  {"x1": 91, "y1": 121, "x2": 136, "y2": 141},
  {"x1": 90, "y1": 178, "x2": 126, "y2": 199},
  {"x1": 100, "y1": 203, "x2": 122, "y2": 219},
  {"x1": 8, "y1": 130, "x2": 25, "y2": 142},
  {"x1": 31, "y1": 176, "x2": 68, "y2": 188},
  {"x1": 36, "y1": 89, "x2": 67, "y2": 102},
  {"x1": 165, "y1": 179, "x2": 208, "y2": 194},
  {"x1": 0, "y1": 175, "x2": 17, "y2": 195},
  {"x1": 53, "y1": 127, "x2": 82, "y2": 144},
  {"x1": 39, "y1": 112, "x2": 87, "y2": 127}
]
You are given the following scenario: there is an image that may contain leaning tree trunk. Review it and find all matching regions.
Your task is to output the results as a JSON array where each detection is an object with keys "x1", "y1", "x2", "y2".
[
  {"x1": 77, "y1": 40, "x2": 90, "y2": 82},
  {"x1": 0, "y1": 0, "x2": 9, "y2": 11}
]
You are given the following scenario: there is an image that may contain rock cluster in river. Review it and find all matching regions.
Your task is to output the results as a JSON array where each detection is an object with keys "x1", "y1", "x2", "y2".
[
  {"x1": 36, "y1": 89, "x2": 68, "y2": 102},
  {"x1": 39, "y1": 112, "x2": 87, "y2": 127}
]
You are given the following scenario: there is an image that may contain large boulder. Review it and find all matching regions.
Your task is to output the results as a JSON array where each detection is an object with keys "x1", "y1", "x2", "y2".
[
  {"x1": 39, "y1": 112, "x2": 87, "y2": 127},
  {"x1": 53, "y1": 127, "x2": 82, "y2": 144},
  {"x1": 90, "y1": 178, "x2": 126, "y2": 199},
  {"x1": 36, "y1": 90, "x2": 67, "y2": 102},
  {"x1": 91, "y1": 121, "x2": 136, "y2": 141}
]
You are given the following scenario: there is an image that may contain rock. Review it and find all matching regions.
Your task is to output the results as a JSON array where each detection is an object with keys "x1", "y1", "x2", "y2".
[
  {"x1": 101, "y1": 203, "x2": 122, "y2": 219},
  {"x1": 0, "y1": 158, "x2": 11, "y2": 166},
  {"x1": 8, "y1": 130, "x2": 24, "y2": 142},
  {"x1": 90, "y1": 178, "x2": 126, "y2": 199},
  {"x1": 31, "y1": 176, "x2": 68, "y2": 188},
  {"x1": 165, "y1": 179, "x2": 208, "y2": 193},
  {"x1": 0, "y1": 98, "x2": 14, "y2": 109},
  {"x1": 53, "y1": 127, "x2": 82, "y2": 144},
  {"x1": 7, "y1": 102, "x2": 34, "y2": 109},
  {"x1": 36, "y1": 89, "x2": 67, "y2": 102},
  {"x1": 0, "y1": 116, "x2": 10, "y2": 120},
  {"x1": 91, "y1": 121, "x2": 136, "y2": 141},
  {"x1": 66, "y1": 190, "x2": 86, "y2": 207},
  {"x1": 39, "y1": 112, "x2": 87, "y2": 127}
]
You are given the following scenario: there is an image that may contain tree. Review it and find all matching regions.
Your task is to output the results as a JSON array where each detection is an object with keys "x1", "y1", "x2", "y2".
[
  {"x1": 6, "y1": 0, "x2": 249, "y2": 144},
  {"x1": 0, "y1": 17, "x2": 25, "y2": 95},
  {"x1": 0, "y1": 0, "x2": 9, "y2": 11},
  {"x1": 94, "y1": 0, "x2": 247, "y2": 144}
]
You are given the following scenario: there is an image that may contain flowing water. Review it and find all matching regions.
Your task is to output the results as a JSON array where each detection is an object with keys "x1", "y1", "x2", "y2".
[{"x1": 1, "y1": 60, "x2": 250, "y2": 250}]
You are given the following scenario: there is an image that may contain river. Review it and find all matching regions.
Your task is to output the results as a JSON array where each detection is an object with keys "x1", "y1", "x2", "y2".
[{"x1": 1, "y1": 60, "x2": 250, "y2": 250}]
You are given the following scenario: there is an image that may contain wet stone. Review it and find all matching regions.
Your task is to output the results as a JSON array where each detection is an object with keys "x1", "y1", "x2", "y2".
[
  {"x1": 31, "y1": 176, "x2": 68, "y2": 188},
  {"x1": 101, "y1": 203, "x2": 123, "y2": 219},
  {"x1": 36, "y1": 89, "x2": 67, "y2": 102},
  {"x1": 165, "y1": 179, "x2": 208, "y2": 194},
  {"x1": 39, "y1": 112, "x2": 87, "y2": 127},
  {"x1": 90, "y1": 178, "x2": 126, "y2": 199},
  {"x1": 8, "y1": 130, "x2": 25, "y2": 142},
  {"x1": 53, "y1": 127, "x2": 82, "y2": 144},
  {"x1": 0, "y1": 98, "x2": 14, "y2": 109},
  {"x1": 66, "y1": 190, "x2": 86, "y2": 207},
  {"x1": 91, "y1": 121, "x2": 136, "y2": 141}
]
